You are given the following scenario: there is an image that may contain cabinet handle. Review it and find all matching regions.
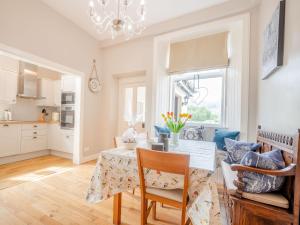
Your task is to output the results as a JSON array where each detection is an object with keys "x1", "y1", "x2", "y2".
[
  {"x1": 3, "y1": 124, "x2": 9, "y2": 127},
  {"x1": 33, "y1": 136, "x2": 37, "y2": 139},
  {"x1": 33, "y1": 125, "x2": 38, "y2": 128},
  {"x1": 33, "y1": 131, "x2": 37, "y2": 134},
  {"x1": 66, "y1": 136, "x2": 69, "y2": 139}
]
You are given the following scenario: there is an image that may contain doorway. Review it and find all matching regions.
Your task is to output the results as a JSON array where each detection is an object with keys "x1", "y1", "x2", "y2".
[{"x1": 117, "y1": 75, "x2": 147, "y2": 136}]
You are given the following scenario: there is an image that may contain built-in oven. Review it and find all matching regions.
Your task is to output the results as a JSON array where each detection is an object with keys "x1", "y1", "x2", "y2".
[
  {"x1": 60, "y1": 105, "x2": 75, "y2": 130},
  {"x1": 61, "y1": 92, "x2": 75, "y2": 105}
]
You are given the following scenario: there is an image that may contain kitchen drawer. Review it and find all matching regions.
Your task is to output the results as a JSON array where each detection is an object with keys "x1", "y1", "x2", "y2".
[
  {"x1": 22, "y1": 123, "x2": 47, "y2": 130},
  {"x1": 22, "y1": 129, "x2": 47, "y2": 137},
  {"x1": 21, "y1": 136, "x2": 47, "y2": 153},
  {"x1": 0, "y1": 123, "x2": 21, "y2": 137}
]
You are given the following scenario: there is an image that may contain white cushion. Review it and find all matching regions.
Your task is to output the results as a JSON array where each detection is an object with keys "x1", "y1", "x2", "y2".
[
  {"x1": 221, "y1": 161, "x2": 289, "y2": 209},
  {"x1": 146, "y1": 188, "x2": 183, "y2": 202}
]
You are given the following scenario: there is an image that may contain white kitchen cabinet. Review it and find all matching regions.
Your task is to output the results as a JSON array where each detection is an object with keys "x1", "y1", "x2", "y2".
[
  {"x1": 0, "y1": 124, "x2": 21, "y2": 157},
  {"x1": 20, "y1": 123, "x2": 47, "y2": 153},
  {"x1": 0, "y1": 55, "x2": 19, "y2": 73},
  {"x1": 37, "y1": 79, "x2": 61, "y2": 107},
  {"x1": 0, "y1": 70, "x2": 18, "y2": 104},
  {"x1": 53, "y1": 80, "x2": 61, "y2": 107},
  {"x1": 48, "y1": 124, "x2": 74, "y2": 153},
  {"x1": 61, "y1": 76, "x2": 76, "y2": 92}
]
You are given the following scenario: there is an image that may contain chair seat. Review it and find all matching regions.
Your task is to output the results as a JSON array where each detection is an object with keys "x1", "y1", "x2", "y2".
[
  {"x1": 221, "y1": 161, "x2": 289, "y2": 209},
  {"x1": 146, "y1": 187, "x2": 183, "y2": 202}
]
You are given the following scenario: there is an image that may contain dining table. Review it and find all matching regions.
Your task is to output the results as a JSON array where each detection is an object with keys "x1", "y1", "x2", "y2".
[{"x1": 86, "y1": 140, "x2": 221, "y2": 225}]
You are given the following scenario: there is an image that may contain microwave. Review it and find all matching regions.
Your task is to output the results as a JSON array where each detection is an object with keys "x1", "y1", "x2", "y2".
[{"x1": 61, "y1": 92, "x2": 75, "y2": 105}]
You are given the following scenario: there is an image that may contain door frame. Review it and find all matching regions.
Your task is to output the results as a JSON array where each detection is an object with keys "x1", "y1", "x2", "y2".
[{"x1": 113, "y1": 70, "x2": 147, "y2": 137}]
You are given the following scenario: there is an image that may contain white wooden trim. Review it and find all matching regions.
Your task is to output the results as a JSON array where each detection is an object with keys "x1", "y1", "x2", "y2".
[{"x1": 0, "y1": 150, "x2": 50, "y2": 165}]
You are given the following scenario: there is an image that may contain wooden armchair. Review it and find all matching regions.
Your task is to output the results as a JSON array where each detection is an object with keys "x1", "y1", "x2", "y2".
[{"x1": 221, "y1": 126, "x2": 300, "y2": 225}]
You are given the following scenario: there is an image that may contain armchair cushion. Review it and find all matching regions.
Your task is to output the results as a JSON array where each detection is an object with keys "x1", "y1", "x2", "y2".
[
  {"x1": 239, "y1": 149, "x2": 286, "y2": 193},
  {"x1": 224, "y1": 138, "x2": 261, "y2": 164},
  {"x1": 221, "y1": 161, "x2": 289, "y2": 209}
]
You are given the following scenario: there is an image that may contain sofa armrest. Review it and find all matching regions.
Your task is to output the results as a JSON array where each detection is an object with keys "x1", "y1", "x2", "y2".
[{"x1": 230, "y1": 163, "x2": 296, "y2": 176}]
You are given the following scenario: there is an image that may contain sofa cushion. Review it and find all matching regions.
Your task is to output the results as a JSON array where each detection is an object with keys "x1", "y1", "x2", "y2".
[
  {"x1": 154, "y1": 125, "x2": 170, "y2": 137},
  {"x1": 221, "y1": 161, "x2": 289, "y2": 209},
  {"x1": 180, "y1": 126, "x2": 204, "y2": 141},
  {"x1": 224, "y1": 138, "x2": 261, "y2": 164},
  {"x1": 213, "y1": 129, "x2": 240, "y2": 150},
  {"x1": 240, "y1": 150, "x2": 286, "y2": 193}
]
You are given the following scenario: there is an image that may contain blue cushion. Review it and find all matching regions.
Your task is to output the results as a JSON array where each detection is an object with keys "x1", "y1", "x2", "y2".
[
  {"x1": 239, "y1": 149, "x2": 286, "y2": 193},
  {"x1": 154, "y1": 125, "x2": 170, "y2": 138},
  {"x1": 224, "y1": 138, "x2": 261, "y2": 164},
  {"x1": 213, "y1": 129, "x2": 240, "y2": 150}
]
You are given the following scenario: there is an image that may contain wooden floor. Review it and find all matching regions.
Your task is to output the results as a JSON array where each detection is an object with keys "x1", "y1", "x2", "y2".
[{"x1": 0, "y1": 155, "x2": 195, "y2": 225}]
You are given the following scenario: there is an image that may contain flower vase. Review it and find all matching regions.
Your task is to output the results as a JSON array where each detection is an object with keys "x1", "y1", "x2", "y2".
[{"x1": 171, "y1": 132, "x2": 180, "y2": 146}]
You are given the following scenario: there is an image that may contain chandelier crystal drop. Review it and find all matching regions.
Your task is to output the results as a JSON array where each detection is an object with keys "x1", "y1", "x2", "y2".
[{"x1": 88, "y1": 0, "x2": 146, "y2": 39}]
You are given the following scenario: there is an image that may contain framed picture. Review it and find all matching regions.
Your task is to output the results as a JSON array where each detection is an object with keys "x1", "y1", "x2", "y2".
[{"x1": 262, "y1": 0, "x2": 285, "y2": 79}]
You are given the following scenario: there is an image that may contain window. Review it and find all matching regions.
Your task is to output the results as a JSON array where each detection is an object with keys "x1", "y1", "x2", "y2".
[{"x1": 171, "y1": 69, "x2": 225, "y2": 126}]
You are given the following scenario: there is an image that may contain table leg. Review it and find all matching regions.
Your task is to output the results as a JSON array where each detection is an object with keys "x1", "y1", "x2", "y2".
[{"x1": 113, "y1": 193, "x2": 122, "y2": 225}]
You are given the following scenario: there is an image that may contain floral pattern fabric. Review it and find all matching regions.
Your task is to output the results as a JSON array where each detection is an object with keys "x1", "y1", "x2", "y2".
[{"x1": 86, "y1": 140, "x2": 221, "y2": 225}]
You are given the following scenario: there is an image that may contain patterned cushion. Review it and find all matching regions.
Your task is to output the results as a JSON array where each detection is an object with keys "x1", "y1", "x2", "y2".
[
  {"x1": 213, "y1": 129, "x2": 240, "y2": 150},
  {"x1": 180, "y1": 127, "x2": 204, "y2": 141},
  {"x1": 154, "y1": 125, "x2": 170, "y2": 137},
  {"x1": 239, "y1": 149, "x2": 286, "y2": 193},
  {"x1": 224, "y1": 138, "x2": 261, "y2": 164}
]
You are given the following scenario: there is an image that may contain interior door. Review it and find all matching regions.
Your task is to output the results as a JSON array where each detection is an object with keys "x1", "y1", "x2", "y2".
[{"x1": 118, "y1": 76, "x2": 146, "y2": 136}]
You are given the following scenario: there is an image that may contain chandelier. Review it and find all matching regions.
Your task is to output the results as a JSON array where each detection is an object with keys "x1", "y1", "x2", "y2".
[{"x1": 88, "y1": 0, "x2": 146, "y2": 39}]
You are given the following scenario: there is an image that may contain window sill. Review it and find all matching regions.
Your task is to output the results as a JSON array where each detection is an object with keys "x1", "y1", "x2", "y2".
[{"x1": 186, "y1": 122, "x2": 227, "y2": 129}]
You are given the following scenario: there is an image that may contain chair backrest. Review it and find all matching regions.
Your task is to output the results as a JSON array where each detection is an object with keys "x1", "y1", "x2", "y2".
[
  {"x1": 257, "y1": 126, "x2": 300, "y2": 224},
  {"x1": 136, "y1": 148, "x2": 190, "y2": 202},
  {"x1": 113, "y1": 137, "x2": 123, "y2": 148}
]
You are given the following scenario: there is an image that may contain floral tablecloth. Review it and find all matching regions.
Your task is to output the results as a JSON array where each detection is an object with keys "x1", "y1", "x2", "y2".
[{"x1": 86, "y1": 140, "x2": 221, "y2": 225}]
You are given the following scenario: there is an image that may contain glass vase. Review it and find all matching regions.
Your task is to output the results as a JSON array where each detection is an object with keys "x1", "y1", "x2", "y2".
[{"x1": 171, "y1": 132, "x2": 180, "y2": 147}]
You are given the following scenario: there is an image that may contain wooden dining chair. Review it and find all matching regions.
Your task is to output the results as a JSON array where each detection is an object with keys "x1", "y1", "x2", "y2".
[{"x1": 136, "y1": 148, "x2": 191, "y2": 225}]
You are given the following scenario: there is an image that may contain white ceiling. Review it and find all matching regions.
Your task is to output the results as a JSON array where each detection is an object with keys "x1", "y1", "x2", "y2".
[{"x1": 41, "y1": 0, "x2": 228, "y2": 41}]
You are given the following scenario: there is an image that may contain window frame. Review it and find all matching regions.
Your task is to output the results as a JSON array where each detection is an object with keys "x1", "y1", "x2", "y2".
[{"x1": 169, "y1": 69, "x2": 227, "y2": 128}]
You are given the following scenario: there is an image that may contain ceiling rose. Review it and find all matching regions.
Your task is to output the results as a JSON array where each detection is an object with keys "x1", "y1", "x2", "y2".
[{"x1": 88, "y1": 0, "x2": 146, "y2": 39}]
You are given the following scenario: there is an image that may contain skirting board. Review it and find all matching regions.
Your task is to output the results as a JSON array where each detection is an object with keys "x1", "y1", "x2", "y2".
[
  {"x1": 81, "y1": 153, "x2": 100, "y2": 163},
  {"x1": 0, "y1": 150, "x2": 50, "y2": 165},
  {"x1": 50, "y1": 150, "x2": 73, "y2": 160}
]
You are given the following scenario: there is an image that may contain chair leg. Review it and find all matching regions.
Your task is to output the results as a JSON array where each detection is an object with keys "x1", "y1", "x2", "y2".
[
  {"x1": 141, "y1": 197, "x2": 147, "y2": 225},
  {"x1": 181, "y1": 206, "x2": 187, "y2": 225},
  {"x1": 152, "y1": 201, "x2": 157, "y2": 220},
  {"x1": 185, "y1": 218, "x2": 191, "y2": 225},
  {"x1": 144, "y1": 199, "x2": 148, "y2": 224}
]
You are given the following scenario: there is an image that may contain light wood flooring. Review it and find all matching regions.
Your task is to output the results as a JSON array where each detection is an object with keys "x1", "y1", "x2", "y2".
[{"x1": 0, "y1": 155, "x2": 195, "y2": 225}]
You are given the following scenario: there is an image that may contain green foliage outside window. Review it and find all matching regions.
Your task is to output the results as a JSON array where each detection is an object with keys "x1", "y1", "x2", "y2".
[{"x1": 187, "y1": 106, "x2": 219, "y2": 124}]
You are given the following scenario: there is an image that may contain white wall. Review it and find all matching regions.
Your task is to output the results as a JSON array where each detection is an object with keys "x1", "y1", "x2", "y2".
[
  {"x1": 0, "y1": 0, "x2": 103, "y2": 157},
  {"x1": 100, "y1": 37, "x2": 153, "y2": 149},
  {"x1": 255, "y1": 0, "x2": 300, "y2": 135}
]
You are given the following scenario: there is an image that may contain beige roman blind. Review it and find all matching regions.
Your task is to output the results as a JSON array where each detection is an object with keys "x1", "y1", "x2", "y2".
[{"x1": 168, "y1": 32, "x2": 229, "y2": 74}]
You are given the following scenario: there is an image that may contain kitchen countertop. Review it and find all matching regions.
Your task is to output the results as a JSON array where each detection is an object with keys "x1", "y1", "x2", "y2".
[{"x1": 0, "y1": 120, "x2": 60, "y2": 125}]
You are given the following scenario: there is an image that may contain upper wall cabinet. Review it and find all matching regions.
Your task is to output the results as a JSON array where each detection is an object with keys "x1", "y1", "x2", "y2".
[
  {"x1": 61, "y1": 76, "x2": 76, "y2": 92},
  {"x1": 36, "y1": 79, "x2": 61, "y2": 107},
  {"x1": 0, "y1": 55, "x2": 19, "y2": 104}
]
